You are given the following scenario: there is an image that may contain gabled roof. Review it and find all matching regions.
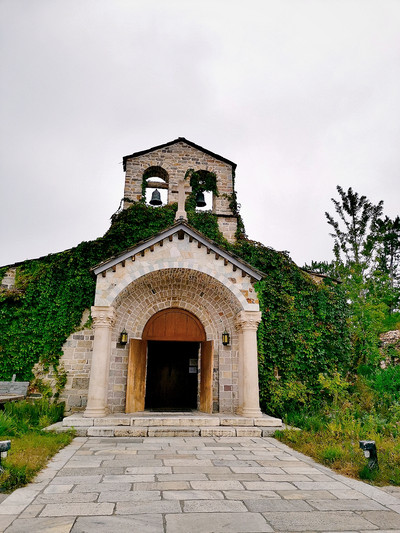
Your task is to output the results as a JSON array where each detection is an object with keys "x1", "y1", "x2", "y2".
[
  {"x1": 92, "y1": 221, "x2": 265, "y2": 282},
  {"x1": 122, "y1": 137, "x2": 237, "y2": 171}
]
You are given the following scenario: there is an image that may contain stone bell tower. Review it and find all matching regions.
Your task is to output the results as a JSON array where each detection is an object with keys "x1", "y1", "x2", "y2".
[{"x1": 122, "y1": 137, "x2": 239, "y2": 243}]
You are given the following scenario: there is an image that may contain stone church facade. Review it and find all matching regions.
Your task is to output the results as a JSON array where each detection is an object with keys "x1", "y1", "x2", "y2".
[{"x1": 51, "y1": 138, "x2": 265, "y2": 417}]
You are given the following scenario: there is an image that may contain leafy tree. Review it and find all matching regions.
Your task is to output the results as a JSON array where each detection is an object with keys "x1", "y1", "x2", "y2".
[
  {"x1": 323, "y1": 186, "x2": 399, "y2": 367},
  {"x1": 325, "y1": 186, "x2": 383, "y2": 265},
  {"x1": 374, "y1": 216, "x2": 400, "y2": 313}
]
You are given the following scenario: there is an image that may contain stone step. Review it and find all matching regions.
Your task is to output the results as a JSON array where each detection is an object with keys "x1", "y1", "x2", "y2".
[
  {"x1": 57, "y1": 425, "x2": 280, "y2": 438},
  {"x1": 62, "y1": 413, "x2": 282, "y2": 429},
  {"x1": 58, "y1": 412, "x2": 283, "y2": 437}
]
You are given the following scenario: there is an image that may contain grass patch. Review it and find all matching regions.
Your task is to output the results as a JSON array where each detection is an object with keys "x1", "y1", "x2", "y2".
[
  {"x1": 276, "y1": 417, "x2": 400, "y2": 486},
  {"x1": 0, "y1": 431, "x2": 74, "y2": 492},
  {"x1": 0, "y1": 399, "x2": 74, "y2": 492}
]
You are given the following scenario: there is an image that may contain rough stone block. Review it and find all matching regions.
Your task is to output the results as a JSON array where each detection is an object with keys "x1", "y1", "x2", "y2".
[
  {"x1": 62, "y1": 417, "x2": 93, "y2": 427},
  {"x1": 182, "y1": 500, "x2": 247, "y2": 513},
  {"x1": 165, "y1": 512, "x2": 272, "y2": 532},
  {"x1": 254, "y1": 417, "x2": 282, "y2": 427},
  {"x1": 262, "y1": 510, "x2": 382, "y2": 531},
  {"x1": 200, "y1": 427, "x2": 236, "y2": 437},
  {"x1": 5, "y1": 517, "x2": 76, "y2": 533},
  {"x1": 40, "y1": 502, "x2": 114, "y2": 517},
  {"x1": 220, "y1": 417, "x2": 253, "y2": 426},
  {"x1": 87, "y1": 427, "x2": 115, "y2": 437},
  {"x1": 93, "y1": 417, "x2": 130, "y2": 426},
  {"x1": 147, "y1": 427, "x2": 200, "y2": 437},
  {"x1": 114, "y1": 427, "x2": 148, "y2": 437},
  {"x1": 235, "y1": 427, "x2": 262, "y2": 437},
  {"x1": 72, "y1": 515, "x2": 164, "y2": 533}
]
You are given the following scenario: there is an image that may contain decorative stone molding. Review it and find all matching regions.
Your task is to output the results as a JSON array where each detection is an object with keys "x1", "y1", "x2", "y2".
[
  {"x1": 91, "y1": 306, "x2": 116, "y2": 328},
  {"x1": 235, "y1": 310, "x2": 262, "y2": 332}
]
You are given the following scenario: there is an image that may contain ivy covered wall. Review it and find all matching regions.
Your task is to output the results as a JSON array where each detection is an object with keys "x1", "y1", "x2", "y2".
[{"x1": 0, "y1": 203, "x2": 350, "y2": 415}]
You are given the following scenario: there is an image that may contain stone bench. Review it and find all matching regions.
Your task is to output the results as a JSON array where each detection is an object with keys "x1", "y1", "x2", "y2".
[{"x1": 0, "y1": 377, "x2": 29, "y2": 404}]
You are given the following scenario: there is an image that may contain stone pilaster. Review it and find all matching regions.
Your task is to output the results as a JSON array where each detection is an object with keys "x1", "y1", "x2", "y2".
[
  {"x1": 83, "y1": 306, "x2": 116, "y2": 418},
  {"x1": 235, "y1": 310, "x2": 262, "y2": 417}
]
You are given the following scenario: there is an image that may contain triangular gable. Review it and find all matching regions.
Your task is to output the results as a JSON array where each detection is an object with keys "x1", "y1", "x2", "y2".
[
  {"x1": 92, "y1": 222, "x2": 264, "y2": 282},
  {"x1": 122, "y1": 137, "x2": 237, "y2": 171}
]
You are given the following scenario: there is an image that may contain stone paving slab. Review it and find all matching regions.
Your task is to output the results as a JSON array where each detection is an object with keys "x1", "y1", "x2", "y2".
[{"x1": 0, "y1": 435, "x2": 399, "y2": 532}]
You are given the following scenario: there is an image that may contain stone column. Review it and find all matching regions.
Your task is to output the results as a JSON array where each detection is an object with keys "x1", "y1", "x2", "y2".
[
  {"x1": 235, "y1": 310, "x2": 262, "y2": 417},
  {"x1": 83, "y1": 306, "x2": 116, "y2": 418}
]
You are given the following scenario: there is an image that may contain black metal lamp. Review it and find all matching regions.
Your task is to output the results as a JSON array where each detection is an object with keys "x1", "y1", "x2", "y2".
[
  {"x1": 195, "y1": 191, "x2": 207, "y2": 207},
  {"x1": 119, "y1": 329, "x2": 128, "y2": 345},
  {"x1": 0, "y1": 440, "x2": 11, "y2": 473},
  {"x1": 222, "y1": 330, "x2": 230, "y2": 346},
  {"x1": 359, "y1": 440, "x2": 378, "y2": 469},
  {"x1": 149, "y1": 189, "x2": 162, "y2": 206}
]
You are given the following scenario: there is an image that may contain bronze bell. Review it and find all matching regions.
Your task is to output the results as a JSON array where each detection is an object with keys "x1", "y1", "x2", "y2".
[
  {"x1": 149, "y1": 189, "x2": 162, "y2": 206},
  {"x1": 195, "y1": 191, "x2": 207, "y2": 207}
]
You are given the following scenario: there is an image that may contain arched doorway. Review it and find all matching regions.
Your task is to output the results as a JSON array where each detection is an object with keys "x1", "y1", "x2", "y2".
[{"x1": 125, "y1": 308, "x2": 214, "y2": 413}]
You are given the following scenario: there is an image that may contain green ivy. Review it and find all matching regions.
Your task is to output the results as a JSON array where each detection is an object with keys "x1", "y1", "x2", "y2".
[
  {"x1": 0, "y1": 203, "x2": 350, "y2": 417},
  {"x1": 233, "y1": 239, "x2": 351, "y2": 416},
  {"x1": 184, "y1": 169, "x2": 219, "y2": 211}
]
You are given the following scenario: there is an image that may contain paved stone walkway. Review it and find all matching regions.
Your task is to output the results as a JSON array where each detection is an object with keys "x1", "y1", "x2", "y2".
[{"x1": 1, "y1": 436, "x2": 400, "y2": 532}]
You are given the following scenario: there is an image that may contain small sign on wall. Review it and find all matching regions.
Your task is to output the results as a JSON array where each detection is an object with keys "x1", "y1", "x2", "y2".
[{"x1": 189, "y1": 367, "x2": 197, "y2": 374}]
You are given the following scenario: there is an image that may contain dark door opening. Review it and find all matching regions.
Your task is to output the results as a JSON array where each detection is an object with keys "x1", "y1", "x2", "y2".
[{"x1": 145, "y1": 341, "x2": 199, "y2": 410}]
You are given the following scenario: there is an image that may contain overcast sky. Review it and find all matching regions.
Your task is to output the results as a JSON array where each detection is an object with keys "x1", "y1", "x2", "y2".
[{"x1": 1, "y1": 0, "x2": 399, "y2": 269}]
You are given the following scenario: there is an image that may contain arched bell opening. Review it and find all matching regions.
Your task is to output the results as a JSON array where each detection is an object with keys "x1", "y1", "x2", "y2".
[
  {"x1": 143, "y1": 166, "x2": 169, "y2": 206},
  {"x1": 126, "y1": 308, "x2": 214, "y2": 414}
]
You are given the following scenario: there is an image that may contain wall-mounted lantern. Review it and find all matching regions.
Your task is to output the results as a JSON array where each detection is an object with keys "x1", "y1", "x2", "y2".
[
  {"x1": 222, "y1": 330, "x2": 230, "y2": 346},
  {"x1": 119, "y1": 329, "x2": 128, "y2": 345}
]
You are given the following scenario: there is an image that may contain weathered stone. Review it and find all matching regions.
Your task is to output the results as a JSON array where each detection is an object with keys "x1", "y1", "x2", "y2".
[
  {"x1": 72, "y1": 515, "x2": 164, "y2": 532},
  {"x1": 360, "y1": 510, "x2": 400, "y2": 528},
  {"x1": 87, "y1": 427, "x2": 115, "y2": 437},
  {"x1": 98, "y1": 491, "x2": 161, "y2": 502},
  {"x1": 253, "y1": 417, "x2": 282, "y2": 427},
  {"x1": 114, "y1": 427, "x2": 148, "y2": 437},
  {"x1": 40, "y1": 502, "x2": 114, "y2": 516},
  {"x1": 200, "y1": 427, "x2": 236, "y2": 437},
  {"x1": 5, "y1": 517, "x2": 76, "y2": 533},
  {"x1": 93, "y1": 417, "x2": 130, "y2": 426},
  {"x1": 115, "y1": 500, "x2": 181, "y2": 514},
  {"x1": 235, "y1": 427, "x2": 262, "y2": 437},
  {"x1": 148, "y1": 427, "x2": 200, "y2": 437},
  {"x1": 165, "y1": 512, "x2": 272, "y2": 532},
  {"x1": 262, "y1": 510, "x2": 380, "y2": 531},
  {"x1": 220, "y1": 417, "x2": 253, "y2": 426},
  {"x1": 62, "y1": 416, "x2": 93, "y2": 427},
  {"x1": 163, "y1": 490, "x2": 224, "y2": 500},
  {"x1": 182, "y1": 500, "x2": 247, "y2": 512}
]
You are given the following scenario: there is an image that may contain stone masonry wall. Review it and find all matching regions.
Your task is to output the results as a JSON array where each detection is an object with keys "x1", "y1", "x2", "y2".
[
  {"x1": 58, "y1": 329, "x2": 94, "y2": 413},
  {"x1": 123, "y1": 141, "x2": 237, "y2": 242},
  {"x1": 1, "y1": 268, "x2": 16, "y2": 289}
]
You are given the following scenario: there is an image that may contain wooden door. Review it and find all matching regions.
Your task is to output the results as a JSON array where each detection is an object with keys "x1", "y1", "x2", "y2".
[
  {"x1": 143, "y1": 308, "x2": 205, "y2": 342},
  {"x1": 126, "y1": 339, "x2": 147, "y2": 413},
  {"x1": 200, "y1": 340, "x2": 214, "y2": 413}
]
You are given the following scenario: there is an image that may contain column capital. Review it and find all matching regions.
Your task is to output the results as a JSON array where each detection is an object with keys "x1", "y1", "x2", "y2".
[
  {"x1": 91, "y1": 306, "x2": 116, "y2": 328},
  {"x1": 235, "y1": 310, "x2": 262, "y2": 331}
]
